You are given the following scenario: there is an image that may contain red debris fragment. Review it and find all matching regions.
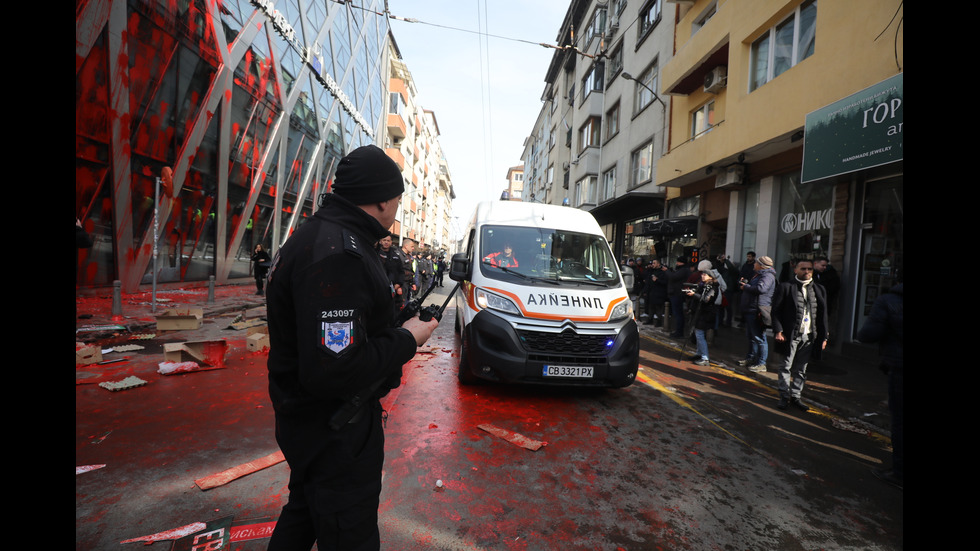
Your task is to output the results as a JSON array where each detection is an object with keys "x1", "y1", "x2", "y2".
[
  {"x1": 194, "y1": 451, "x2": 285, "y2": 490},
  {"x1": 120, "y1": 522, "x2": 207, "y2": 544},
  {"x1": 477, "y1": 423, "x2": 547, "y2": 451}
]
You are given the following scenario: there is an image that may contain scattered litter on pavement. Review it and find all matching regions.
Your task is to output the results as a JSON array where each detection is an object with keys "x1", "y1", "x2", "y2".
[
  {"x1": 75, "y1": 324, "x2": 127, "y2": 335},
  {"x1": 76, "y1": 464, "x2": 106, "y2": 475},
  {"x1": 120, "y1": 522, "x2": 208, "y2": 544},
  {"x1": 478, "y1": 423, "x2": 547, "y2": 451},
  {"x1": 98, "y1": 376, "x2": 147, "y2": 391},
  {"x1": 832, "y1": 417, "x2": 873, "y2": 436},
  {"x1": 791, "y1": 469, "x2": 807, "y2": 476},
  {"x1": 158, "y1": 361, "x2": 209, "y2": 375},
  {"x1": 76, "y1": 342, "x2": 103, "y2": 365},
  {"x1": 156, "y1": 307, "x2": 204, "y2": 331},
  {"x1": 434, "y1": 479, "x2": 444, "y2": 491},
  {"x1": 230, "y1": 318, "x2": 266, "y2": 330},
  {"x1": 163, "y1": 339, "x2": 228, "y2": 367},
  {"x1": 129, "y1": 333, "x2": 156, "y2": 340},
  {"x1": 111, "y1": 344, "x2": 145, "y2": 352},
  {"x1": 195, "y1": 451, "x2": 285, "y2": 490}
]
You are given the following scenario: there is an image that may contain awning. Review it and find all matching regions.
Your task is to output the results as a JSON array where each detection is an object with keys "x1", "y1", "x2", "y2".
[
  {"x1": 634, "y1": 216, "x2": 699, "y2": 238},
  {"x1": 588, "y1": 192, "x2": 664, "y2": 226}
]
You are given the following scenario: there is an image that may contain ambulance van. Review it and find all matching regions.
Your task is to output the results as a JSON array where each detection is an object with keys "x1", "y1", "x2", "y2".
[{"x1": 448, "y1": 200, "x2": 639, "y2": 387}]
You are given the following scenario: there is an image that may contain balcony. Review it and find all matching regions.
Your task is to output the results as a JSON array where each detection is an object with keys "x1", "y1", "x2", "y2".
[
  {"x1": 661, "y1": 1, "x2": 730, "y2": 96},
  {"x1": 387, "y1": 113, "x2": 406, "y2": 139},
  {"x1": 580, "y1": 89, "x2": 604, "y2": 117},
  {"x1": 386, "y1": 147, "x2": 405, "y2": 170}
]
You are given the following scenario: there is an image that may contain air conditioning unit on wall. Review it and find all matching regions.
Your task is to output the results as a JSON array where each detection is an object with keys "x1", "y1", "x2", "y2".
[
  {"x1": 715, "y1": 164, "x2": 745, "y2": 189},
  {"x1": 704, "y1": 66, "x2": 728, "y2": 93}
]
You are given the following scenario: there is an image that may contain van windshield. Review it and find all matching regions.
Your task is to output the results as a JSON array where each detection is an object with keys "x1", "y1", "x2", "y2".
[{"x1": 479, "y1": 225, "x2": 621, "y2": 286}]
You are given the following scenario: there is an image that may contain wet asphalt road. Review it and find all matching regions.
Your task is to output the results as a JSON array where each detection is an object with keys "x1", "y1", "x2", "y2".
[{"x1": 76, "y1": 296, "x2": 902, "y2": 550}]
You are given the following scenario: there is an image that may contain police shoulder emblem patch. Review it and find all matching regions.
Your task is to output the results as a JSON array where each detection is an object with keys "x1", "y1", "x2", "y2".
[
  {"x1": 318, "y1": 308, "x2": 358, "y2": 356},
  {"x1": 322, "y1": 321, "x2": 354, "y2": 354}
]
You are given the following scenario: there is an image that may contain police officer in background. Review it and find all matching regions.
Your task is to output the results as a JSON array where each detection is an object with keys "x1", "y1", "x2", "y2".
[
  {"x1": 376, "y1": 234, "x2": 405, "y2": 310},
  {"x1": 396, "y1": 237, "x2": 417, "y2": 302},
  {"x1": 265, "y1": 145, "x2": 439, "y2": 550}
]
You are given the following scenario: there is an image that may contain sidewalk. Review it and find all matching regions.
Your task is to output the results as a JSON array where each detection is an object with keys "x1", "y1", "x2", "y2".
[
  {"x1": 75, "y1": 282, "x2": 268, "y2": 342},
  {"x1": 75, "y1": 282, "x2": 892, "y2": 437},
  {"x1": 635, "y1": 316, "x2": 892, "y2": 437}
]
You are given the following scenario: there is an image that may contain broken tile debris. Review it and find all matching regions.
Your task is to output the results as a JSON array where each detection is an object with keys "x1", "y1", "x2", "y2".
[{"x1": 98, "y1": 376, "x2": 147, "y2": 392}]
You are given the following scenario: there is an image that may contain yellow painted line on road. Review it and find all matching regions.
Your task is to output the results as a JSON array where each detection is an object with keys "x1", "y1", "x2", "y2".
[
  {"x1": 638, "y1": 332, "x2": 891, "y2": 445},
  {"x1": 636, "y1": 369, "x2": 760, "y2": 453}
]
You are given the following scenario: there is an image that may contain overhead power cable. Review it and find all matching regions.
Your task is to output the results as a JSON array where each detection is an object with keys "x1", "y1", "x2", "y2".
[{"x1": 338, "y1": 0, "x2": 598, "y2": 58}]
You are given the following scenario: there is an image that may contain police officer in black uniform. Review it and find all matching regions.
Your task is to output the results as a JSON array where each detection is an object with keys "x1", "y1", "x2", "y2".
[
  {"x1": 376, "y1": 234, "x2": 405, "y2": 310},
  {"x1": 265, "y1": 145, "x2": 439, "y2": 550}
]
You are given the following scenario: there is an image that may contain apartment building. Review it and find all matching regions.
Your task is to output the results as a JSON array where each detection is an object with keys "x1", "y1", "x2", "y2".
[
  {"x1": 503, "y1": 165, "x2": 525, "y2": 201},
  {"x1": 657, "y1": 0, "x2": 903, "y2": 346},
  {"x1": 522, "y1": 0, "x2": 676, "y2": 262},
  {"x1": 385, "y1": 36, "x2": 456, "y2": 255}
]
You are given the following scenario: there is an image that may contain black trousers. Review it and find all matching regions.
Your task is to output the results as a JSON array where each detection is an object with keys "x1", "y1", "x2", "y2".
[{"x1": 268, "y1": 403, "x2": 385, "y2": 551}]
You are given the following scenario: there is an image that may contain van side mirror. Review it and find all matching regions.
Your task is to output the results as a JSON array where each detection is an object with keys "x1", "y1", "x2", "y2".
[{"x1": 448, "y1": 252, "x2": 470, "y2": 282}]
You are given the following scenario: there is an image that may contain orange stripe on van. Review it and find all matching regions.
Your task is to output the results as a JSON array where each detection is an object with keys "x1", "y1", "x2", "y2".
[{"x1": 483, "y1": 286, "x2": 624, "y2": 323}]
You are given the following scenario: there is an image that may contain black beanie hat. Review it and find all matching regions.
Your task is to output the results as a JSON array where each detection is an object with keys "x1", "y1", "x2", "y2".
[{"x1": 331, "y1": 145, "x2": 404, "y2": 205}]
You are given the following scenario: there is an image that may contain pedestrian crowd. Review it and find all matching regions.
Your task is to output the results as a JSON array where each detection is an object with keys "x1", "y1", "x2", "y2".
[{"x1": 623, "y1": 249, "x2": 901, "y2": 489}]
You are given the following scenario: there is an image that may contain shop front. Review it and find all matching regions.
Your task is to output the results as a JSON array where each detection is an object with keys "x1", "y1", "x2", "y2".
[{"x1": 802, "y1": 73, "x2": 903, "y2": 346}]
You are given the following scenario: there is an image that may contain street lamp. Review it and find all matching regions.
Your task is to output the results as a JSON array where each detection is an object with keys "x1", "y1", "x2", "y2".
[
  {"x1": 621, "y1": 72, "x2": 666, "y2": 110},
  {"x1": 622, "y1": 72, "x2": 669, "y2": 160}
]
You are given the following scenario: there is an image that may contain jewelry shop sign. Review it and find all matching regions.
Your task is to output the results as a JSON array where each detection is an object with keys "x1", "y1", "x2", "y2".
[{"x1": 801, "y1": 73, "x2": 903, "y2": 183}]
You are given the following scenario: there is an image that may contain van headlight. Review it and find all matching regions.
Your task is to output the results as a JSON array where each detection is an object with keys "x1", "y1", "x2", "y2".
[
  {"x1": 609, "y1": 299, "x2": 633, "y2": 322},
  {"x1": 475, "y1": 288, "x2": 522, "y2": 316}
]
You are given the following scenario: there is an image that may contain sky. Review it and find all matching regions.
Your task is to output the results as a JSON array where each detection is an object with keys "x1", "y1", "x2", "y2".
[{"x1": 385, "y1": 0, "x2": 569, "y2": 240}]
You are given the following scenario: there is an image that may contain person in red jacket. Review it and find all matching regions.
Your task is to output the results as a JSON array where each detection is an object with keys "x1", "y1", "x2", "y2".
[{"x1": 483, "y1": 243, "x2": 518, "y2": 268}]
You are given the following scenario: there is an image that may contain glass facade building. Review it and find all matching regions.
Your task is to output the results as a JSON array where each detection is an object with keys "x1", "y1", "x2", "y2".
[{"x1": 76, "y1": 0, "x2": 392, "y2": 291}]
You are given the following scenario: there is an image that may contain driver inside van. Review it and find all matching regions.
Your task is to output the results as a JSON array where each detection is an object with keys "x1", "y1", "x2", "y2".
[{"x1": 483, "y1": 242, "x2": 519, "y2": 268}]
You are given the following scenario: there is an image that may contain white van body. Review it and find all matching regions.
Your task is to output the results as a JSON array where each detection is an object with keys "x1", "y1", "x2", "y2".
[{"x1": 449, "y1": 201, "x2": 639, "y2": 387}]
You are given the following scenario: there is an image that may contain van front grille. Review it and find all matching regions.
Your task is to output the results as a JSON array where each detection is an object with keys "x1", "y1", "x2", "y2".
[{"x1": 516, "y1": 329, "x2": 613, "y2": 355}]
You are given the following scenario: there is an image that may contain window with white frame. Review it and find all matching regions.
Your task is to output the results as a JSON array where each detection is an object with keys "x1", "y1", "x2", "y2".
[
  {"x1": 582, "y1": 61, "x2": 605, "y2": 99},
  {"x1": 630, "y1": 141, "x2": 654, "y2": 188},
  {"x1": 607, "y1": 43, "x2": 623, "y2": 79},
  {"x1": 605, "y1": 102, "x2": 620, "y2": 140},
  {"x1": 633, "y1": 63, "x2": 659, "y2": 113},
  {"x1": 579, "y1": 116, "x2": 601, "y2": 152},
  {"x1": 693, "y1": 2, "x2": 717, "y2": 35},
  {"x1": 585, "y1": 7, "x2": 606, "y2": 45},
  {"x1": 637, "y1": 0, "x2": 661, "y2": 42},
  {"x1": 691, "y1": 100, "x2": 715, "y2": 138},
  {"x1": 609, "y1": 0, "x2": 626, "y2": 25},
  {"x1": 575, "y1": 175, "x2": 598, "y2": 206},
  {"x1": 750, "y1": 0, "x2": 817, "y2": 92},
  {"x1": 601, "y1": 166, "x2": 616, "y2": 202},
  {"x1": 389, "y1": 92, "x2": 404, "y2": 115}
]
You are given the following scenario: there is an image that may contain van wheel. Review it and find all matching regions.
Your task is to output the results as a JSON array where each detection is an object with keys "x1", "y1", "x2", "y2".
[{"x1": 457, "y1": 334, "x2": 479, "y2": 385}]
